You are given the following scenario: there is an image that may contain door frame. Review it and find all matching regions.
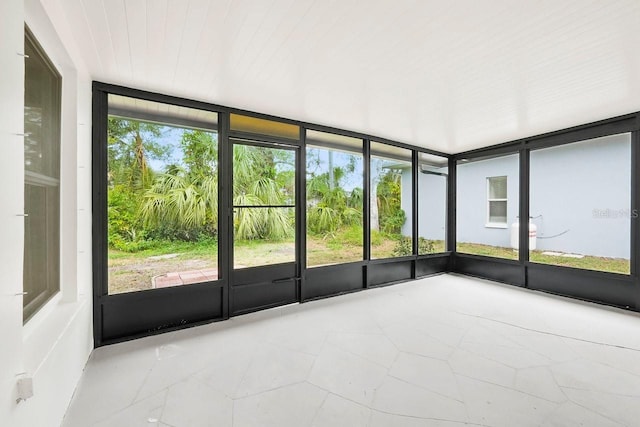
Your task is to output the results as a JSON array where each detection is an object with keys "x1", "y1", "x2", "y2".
[{"x1": 226, "y1": 136, "x2": 303, "y2": 315}]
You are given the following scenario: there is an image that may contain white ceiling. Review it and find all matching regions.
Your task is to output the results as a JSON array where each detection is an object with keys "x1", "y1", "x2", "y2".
[{"x1": 58, "y1": 0, "x2": 640, "y2": 153}]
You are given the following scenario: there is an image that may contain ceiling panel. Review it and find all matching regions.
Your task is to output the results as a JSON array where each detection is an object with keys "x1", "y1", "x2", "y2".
[{"x1": 61, "y1": 0, "x2": 640, "y2": 153}]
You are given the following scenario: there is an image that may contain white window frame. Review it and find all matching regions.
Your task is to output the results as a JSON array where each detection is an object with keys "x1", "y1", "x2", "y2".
[
  {"x1": 23, "y1": 27, "x2": 62, "y2": 323},
  {"x1": 486, "y1": 176, "x2": 508, "y2": 228}
]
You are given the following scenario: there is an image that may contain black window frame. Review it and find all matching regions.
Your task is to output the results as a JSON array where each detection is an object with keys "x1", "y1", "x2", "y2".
[{"x1": 92, "y1": 81, "x2": 640, "y2": 347}]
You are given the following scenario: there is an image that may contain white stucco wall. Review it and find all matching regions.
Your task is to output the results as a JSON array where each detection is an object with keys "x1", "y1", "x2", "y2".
[
  {"x1": 0, "y1": 0, "x2": 27, "y2": 422},
  {"x1": 1, "y1": 1, "x2": 94, "y2": 426}
]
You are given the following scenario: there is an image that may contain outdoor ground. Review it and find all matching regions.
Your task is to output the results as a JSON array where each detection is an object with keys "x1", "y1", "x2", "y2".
[
  {"x1": 457, "y1": 242, "x2": 630, "y2": 274},
  {"x1": 108, "y1": 233, "x2": 402, "y2": 294},
  {"x1": 108, "y1": 239, "x2": 630, "y2": 294}
]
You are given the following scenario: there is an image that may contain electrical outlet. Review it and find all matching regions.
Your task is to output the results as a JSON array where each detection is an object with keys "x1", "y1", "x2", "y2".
[{"x1": 16, "y1": 375, "x2": 34, "y2": 403}]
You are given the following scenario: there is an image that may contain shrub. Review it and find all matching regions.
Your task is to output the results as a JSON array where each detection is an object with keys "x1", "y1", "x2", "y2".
[{"x1": 392, "y1": 236, "x2": 437, "y2": 256}]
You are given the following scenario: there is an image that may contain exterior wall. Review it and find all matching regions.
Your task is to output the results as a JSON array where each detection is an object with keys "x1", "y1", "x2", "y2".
[
  {"x1": 530, "y1": 133, "x2": 631, "y2": 259},
  {"x1": 454, "y1": 135, "x2": 631, "y2": 259},
  {"x1": 456, "y1": 154, "x2": 520, "y2": 248},
  {"x1": 1, "y1": 1, "x2": 94, "y2": 426},
  {"x1": 401, "y1": 170, "x2": 447, "y2": 241}
]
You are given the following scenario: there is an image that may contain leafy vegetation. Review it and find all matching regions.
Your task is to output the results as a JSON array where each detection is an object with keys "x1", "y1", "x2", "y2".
[
  {"x1": 376, "y1": 169, "x2": 406, "y2": 235},
  {"x1": 108, "y1": 118, "x2": 298, "y2": 252},
  {"x1": 107, "y1": 118, "x2": 422, "y2": 291},
  {"x1": 392, "y1": 237, "x2": 437, "y2": 257}
]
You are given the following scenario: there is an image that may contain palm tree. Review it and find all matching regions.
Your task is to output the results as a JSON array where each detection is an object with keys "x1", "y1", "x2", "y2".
[
  {"x1": 232, "y1": 144, "x2": 294, "y2": 240},
  {"x1": 139, "y1": 130, "x2": 219, "y2": 240},
  {"x1": 140, "y1": 135, "x2": 294, "y2": 242},
  {"x1": 140, "y1": 165, "x2": 218, "y2": 240}
]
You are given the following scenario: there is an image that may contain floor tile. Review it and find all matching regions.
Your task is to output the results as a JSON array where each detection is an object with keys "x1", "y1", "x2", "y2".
[
  {"x1": 93, "y1": 391, "x2": 166, "y2": 427},
  {"x1": 541, "y1": 401, "x2": 623, "y2": 427},
  {"x1": 161, "y1": 377, "x2": 232, "y2": 427},
  {"x1": 326, "y1": 331, "x2": 398, "y2": 368},
  {"x1": 371, "y1": 376, "x2": 468, "y2": 422},
  {"x1": 561, "y1": 387, "x2": 640, "y2": 426},
  {"x1": 383, "y1": 324, "x2": 454, "y2": 360},
  {"x1": 457, "y1": 375, "x2": 559, "y2": 427},
  {"x1": 307, "y1": 345, "x2": 387, "y2": 405},
  {"x1": 62, "y1": 347, "x2": 156, "y2": 426},
  {"x1": 389, "y1": 352, "x2": 461, "y2": 401},
  {"x1": 233, "y1": 342, "x2": 316, "y2": 398},
  {"x1": 550, "y1": 359, "x2": 640, "y2": 396},
  {"x1": 514, "y1": 366, "x2": 566, "y2": 403},
  {"x1": 63, "y1": 274, "x2": 640, "y2": 427},
  {"x1": 448, "y1": 348, "x2": 516, "y2": 388},
  {"x1": 369, "y1": 411, "x2": 474, "y2": 427},
  {"x1": 233, "y1": 382, "x2": 327, "y2": 427},
  {"x1": 311, "y1": 393, "x2": 370, "y2": 427}
]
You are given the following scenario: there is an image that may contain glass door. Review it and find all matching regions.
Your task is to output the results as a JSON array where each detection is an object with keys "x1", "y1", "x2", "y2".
[{"x1": 230, "y1": 139, "x2": 299, "y2": 314}]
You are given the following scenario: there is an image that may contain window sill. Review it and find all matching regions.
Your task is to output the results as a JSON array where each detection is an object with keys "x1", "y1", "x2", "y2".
[{"x1": 485, "y1": 223, "x2": 508, "y2": 229}]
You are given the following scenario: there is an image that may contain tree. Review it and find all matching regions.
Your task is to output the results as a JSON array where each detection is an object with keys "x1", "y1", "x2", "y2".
[
  {"x1": 307, "y1": 149, "x2": 363, "y2": 235},
  {"x1": 107, "y1": 118, "x2": 170, "y2": 248},
  {"x1": 107, "y1": 118, "x2": 169, "y2": 190},
  {"x1": 139, "y1": 130, "x2": 218, "y2": 240},
  {"x1": 376, "y1": 168, "x2": 406, "y2": 234},
  {"x1": 232, "y1": 144, "x2": 294, "y2": 240}
]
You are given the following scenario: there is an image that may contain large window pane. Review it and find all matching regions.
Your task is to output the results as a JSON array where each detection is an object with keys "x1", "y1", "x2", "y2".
[
  {"x1": 370, "y1": 142, "x2": 412, "y2": 259},
  {"x1": 306, "y1": 131, "x2": 363, "y2": 267},
  {"x1": 418, "y1": 153, "x2": 448, "y2": 254},
  {"x1": 107, "y1": 95, "x2": 219, "y2": 294},
  {"x1": 23, "y1": 29, "x2": 61, "y2": 321},
  {"x1": 529, "y1": 133, "x2": 631, "y2": 274},
  {"x1": 457, "y1": 153, "x2": 519, "y2": 260},
  {"x1": 232, "y1": 144, "x2": 296, "y2": 269}
]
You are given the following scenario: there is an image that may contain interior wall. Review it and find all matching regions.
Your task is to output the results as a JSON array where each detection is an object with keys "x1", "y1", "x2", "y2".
[{"x1": 1, "y1": 0, "x2": 94, "y2": 425}]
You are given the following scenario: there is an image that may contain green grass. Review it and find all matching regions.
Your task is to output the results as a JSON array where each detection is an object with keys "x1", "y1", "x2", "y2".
[
  {"x1": 110, "y1": 233, "x2": 630, "y2": 296},
  {"x1": 457, "y1": 242, "x2": 630, "y2": 274},
  {"x1": 108, "y1": 227, "x2": 421, "y2": 293},
  {"x1": 530, "y1": 252, "x2": 629, "y2": 274},
  {"x1": 457, "y1": 242, "x2": 518, "y2": 260},
  {"x1": 307, "y1": 226, "x2": 365, "y2": 266},
  {"x1": 109, "y1": 238, "x2": 218, "y2": 260}
]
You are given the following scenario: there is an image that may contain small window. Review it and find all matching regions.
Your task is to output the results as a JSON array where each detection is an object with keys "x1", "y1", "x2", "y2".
[
  {"x1": 487, "y1": 176, "x2": 507, "y2": 226},
  {"x1": 23, "y1": 28, "x2": 61, "y2": 321}
]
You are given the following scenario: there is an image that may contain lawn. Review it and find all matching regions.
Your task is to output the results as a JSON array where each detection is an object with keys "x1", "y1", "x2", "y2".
[
  {"x1": 113, "y1": 234, "x2": 630, "y2": 295},
  {"x1": 457, "y1": 242, "x2": 630, "y2": 274},
  {"x1": 108, "y1": 239, "x2": 298, "y2": 294},
  {"x1": 108, "y1": 228, "x2": 441, "y2": 293}
]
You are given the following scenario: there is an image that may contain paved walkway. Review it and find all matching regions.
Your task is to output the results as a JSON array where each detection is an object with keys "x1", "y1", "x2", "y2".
[{"x1": 153, "y1": 268, "x2": 219, "y2": 288}]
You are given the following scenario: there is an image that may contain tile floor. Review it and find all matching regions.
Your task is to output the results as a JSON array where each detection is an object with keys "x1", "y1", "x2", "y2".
[{"x1": 63, "y1": 274, "x2": 640, "y2": 427}]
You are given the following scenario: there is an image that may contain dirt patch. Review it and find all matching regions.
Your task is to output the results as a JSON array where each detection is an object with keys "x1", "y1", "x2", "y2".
[{"x1": 108, "y1": 256, "x2": 217, "y2": 294}]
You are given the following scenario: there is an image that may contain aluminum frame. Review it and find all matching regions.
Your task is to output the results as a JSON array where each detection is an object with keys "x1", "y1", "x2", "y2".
[{"x1": 92, "y1": 81, "x2": 640, "y2": 347}]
